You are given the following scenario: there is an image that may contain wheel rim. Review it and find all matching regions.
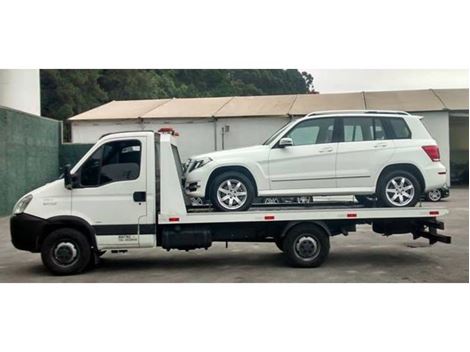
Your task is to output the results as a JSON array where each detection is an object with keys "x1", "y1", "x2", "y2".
[
  {"x1": 53, "y1": 241, "x2": 79, "y2": 266},
  {"x1": 385, "y1": 176, "x2": 415, "y2": 206},
  {"x1": 216, "y1": 179, "x2": 248, "y2": 210},
  {"x1": 295, "y1": 235, "x2": 320, "y2": 260},
  {"x1": 428, "y1": 189, "x2": 441, "y2": 201}
]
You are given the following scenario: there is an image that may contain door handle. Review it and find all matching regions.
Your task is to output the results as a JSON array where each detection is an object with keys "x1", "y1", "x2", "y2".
[
  {"x1": 133, "y1": 192, "x2": 146, "y2": 202},
  {"x1": 319, "y1": 147, "x2": 334, "y2": 153},
  {"x1": 374, "y1": 142, "x2": 388, "y2": 148}
]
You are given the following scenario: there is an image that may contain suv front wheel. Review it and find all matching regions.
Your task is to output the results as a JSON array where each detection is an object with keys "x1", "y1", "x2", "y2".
[
  {"x1": 377, "y1": 170, "x2": 421, "y2": 207},
  {"x1": 210, "y1": 171, "x2": 255, "y2": 211}
]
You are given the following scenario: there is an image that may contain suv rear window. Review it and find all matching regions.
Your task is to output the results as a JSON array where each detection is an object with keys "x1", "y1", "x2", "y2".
[{"x1": 387, "y1": 118, "x2": 411, "y2": 139}]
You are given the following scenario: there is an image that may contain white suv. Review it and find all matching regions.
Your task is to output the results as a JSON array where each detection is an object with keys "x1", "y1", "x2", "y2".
[{"x1": 184, "y1": 110, "x2": 447, "y2": 211}]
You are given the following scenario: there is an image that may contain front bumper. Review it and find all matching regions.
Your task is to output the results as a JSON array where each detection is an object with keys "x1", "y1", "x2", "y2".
[{"x1": 10, "y1": 213, "x2": 46, "y2": 252}]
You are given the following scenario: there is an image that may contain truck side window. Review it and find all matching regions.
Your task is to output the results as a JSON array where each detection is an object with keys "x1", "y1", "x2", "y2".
[{"x1": 80, "y1": 140, "x2": 142, "y2": 187}]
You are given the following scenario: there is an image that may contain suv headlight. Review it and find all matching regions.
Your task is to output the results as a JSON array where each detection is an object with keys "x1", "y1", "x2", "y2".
[
  {"x1": 191, "y1": 157, "x2": 213, "y2": 171},
  {"x1": 13, "y1": 194, "x2": 33, "y2": 215}
]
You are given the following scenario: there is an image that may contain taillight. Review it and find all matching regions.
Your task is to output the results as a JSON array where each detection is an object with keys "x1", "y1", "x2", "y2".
[{"x1": 422, "y1": 145, "x2": 440, "y2": 161}]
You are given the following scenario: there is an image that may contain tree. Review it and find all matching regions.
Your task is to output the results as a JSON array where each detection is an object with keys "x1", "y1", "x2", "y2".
[{"x1": 40, "y1": 69, "x2": 315, "y2": 120}]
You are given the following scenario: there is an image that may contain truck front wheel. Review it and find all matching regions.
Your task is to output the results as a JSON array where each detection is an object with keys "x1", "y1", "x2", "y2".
[
  {"x1": 41, "y1": 228, "x2": 92, "y2": 275},
  {"x1": 283, "y1": 224, "x2": 330, "y2": 267}
]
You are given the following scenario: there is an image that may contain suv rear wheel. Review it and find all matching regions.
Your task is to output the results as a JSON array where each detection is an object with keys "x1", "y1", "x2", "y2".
[
  {"x1": 210, "y1": 171, "x2": 255, "y2": 211},
  {"x1": 377, "y1": 170, "x2": 421, "y2": 207}
]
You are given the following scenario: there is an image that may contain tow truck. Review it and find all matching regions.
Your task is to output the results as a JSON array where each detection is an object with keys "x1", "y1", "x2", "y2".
[{"x1": 10, "y1": 129, "x2": 451, "y2": 275}]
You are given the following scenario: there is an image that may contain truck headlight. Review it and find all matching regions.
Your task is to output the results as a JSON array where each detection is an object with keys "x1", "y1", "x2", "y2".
[
  {"x1": 13, "y1": 194, "x2": 33, "y2": 215},
  {"x1": 191, "y1": 157, "x2": 212, "y2": 171}
]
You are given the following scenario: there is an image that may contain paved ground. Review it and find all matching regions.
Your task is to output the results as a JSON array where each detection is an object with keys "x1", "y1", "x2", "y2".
[{"x1": 0, "y1": 188, "x2": 468, "y2": 283}]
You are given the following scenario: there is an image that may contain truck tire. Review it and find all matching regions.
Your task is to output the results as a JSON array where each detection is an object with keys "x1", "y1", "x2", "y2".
[
  {"x1": 210, "y1": 171, "x2": 255, "y2": 212},
  {"x1": 283, "y1": 224, "x2": 330, "y2": 267},
  {"x1": 41, "y1": 228, "x2": 92, "y2": 275},
  {"x1": 377, "y1": 170, "x2": 421, "y2": 207}
]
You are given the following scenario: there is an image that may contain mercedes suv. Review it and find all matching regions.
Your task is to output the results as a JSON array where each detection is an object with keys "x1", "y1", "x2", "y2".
[{"x1": 184, "y1": 110, "x2": 447, "y2": 211}]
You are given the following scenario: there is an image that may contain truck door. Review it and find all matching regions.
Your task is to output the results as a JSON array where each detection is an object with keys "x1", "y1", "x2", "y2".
[{"x1": 71, "y1": 137, "x2": 149, "y2": 249}]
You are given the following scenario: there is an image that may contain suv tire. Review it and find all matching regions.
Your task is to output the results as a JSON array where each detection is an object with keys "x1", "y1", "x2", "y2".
[
  {"x1": 377, "y1": 170, "x2": 421, "y2": 207},
  {"x1": 210, "y1": 171, "x2": 255, "y2": 211}
]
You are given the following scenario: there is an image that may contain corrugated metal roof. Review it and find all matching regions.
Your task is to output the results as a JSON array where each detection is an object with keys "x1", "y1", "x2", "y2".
[
  {"x1": 142, "y1": 96, "x2": 232, "y2": 118},
  {"x1": 68, "y1": 88, "x2": 468, "y2": 121},
  {"x1": 290, "y1": 92, "x2": 365, "y2": 115},
  {"x1": 364, "y1": 89, "x2": 445, "y2": 112},
  {"x1": 68, "y1": 99, "x2": 170, "y2": 121},
  {"x1": 214, "y1": 94, "x2": 297, "y2": 117},
  {"x1": 433, "y1": 88, "x2": 469, "y2": 110}
]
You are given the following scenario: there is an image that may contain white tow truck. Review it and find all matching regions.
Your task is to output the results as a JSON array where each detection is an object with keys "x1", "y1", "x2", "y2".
[{"x1": 10, "y1": 129, "x2": 451, "y2": 275}]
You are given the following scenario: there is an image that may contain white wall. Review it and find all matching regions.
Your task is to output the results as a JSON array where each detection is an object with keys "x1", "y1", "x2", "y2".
[
  {"x1": 419, "y1": 111, "x2": 450, "y2": 184},
  {"x1": 71, "y1": 118, "x2": 216, "y2": 162},
  {"x1": 216, "y1": 116, "x2": 290, "y2": 150},
  {"x1": 0, "y1": 69, "x2": 41, "y2": 115}
]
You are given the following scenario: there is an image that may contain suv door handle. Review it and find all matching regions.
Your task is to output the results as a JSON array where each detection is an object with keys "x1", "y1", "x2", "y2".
[
  {"x1": 319, "y1": 147, "x2": 334, "y2": 153},
  {"x1": 133, "y1": 192, "x2": 146, "y2": 202},
  {"x1": 374, "y1": 142, "x2": 388, "y2": 148}
]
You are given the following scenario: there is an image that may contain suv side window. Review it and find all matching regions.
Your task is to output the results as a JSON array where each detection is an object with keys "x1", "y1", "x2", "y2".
[
  {"x1": 80, "y1": 140, "x2": 142, "y2": 187},
  {"x1": 286, "y1": 118, "x2": 335, "y2": 146},
  {"x1": 386, "y1": 117, "x2": 411, "y2": 139},
  {"x1": 343, "y1": 117, "x2": 373, "y2": 142},
  {"x1": 341, "y1": 117, "x2": 388, "y2": 142}
]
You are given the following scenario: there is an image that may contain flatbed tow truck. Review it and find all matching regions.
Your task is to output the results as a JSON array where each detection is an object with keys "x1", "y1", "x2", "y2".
[{"x1": 10, "y1": 130, "x2": 451, "y2": 275}]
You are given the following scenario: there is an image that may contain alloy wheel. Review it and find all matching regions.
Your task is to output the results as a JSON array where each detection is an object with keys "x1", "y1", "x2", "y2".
[
  {"x1": 216, "y1": 179, "x2": 248, "y2": 210},
  {"x1": 385, "y1": 176, "x2": 415, "y2": 206}
]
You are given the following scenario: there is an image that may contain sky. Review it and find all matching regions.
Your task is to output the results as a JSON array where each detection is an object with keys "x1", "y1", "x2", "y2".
[{"x1": 304, "y1": 69, "x2": 468, "y2": 93}]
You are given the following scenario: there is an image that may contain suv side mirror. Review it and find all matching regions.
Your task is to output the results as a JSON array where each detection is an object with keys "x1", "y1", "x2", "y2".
[
  {"x1": 279, "y1": 137, "x2": 293, "y2": 148},
  {"x1": 63, "y1": 164, "x2": 72, "y2": 190}
]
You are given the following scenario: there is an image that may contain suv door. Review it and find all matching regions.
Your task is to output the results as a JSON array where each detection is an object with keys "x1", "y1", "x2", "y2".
[
  {"x1": 71, "y1": 137, "x2": 148, "y2": 249},
  {"x1": 268, "y1": 117, "x2": 338, "y2": 192},
  {"x1": 336, "y1": 117, "x2": 395, "y2": 191}
]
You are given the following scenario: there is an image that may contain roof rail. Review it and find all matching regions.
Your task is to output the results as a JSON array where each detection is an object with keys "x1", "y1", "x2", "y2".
[{"x1": 305, "y1": 110, "x2": 411, "y2": 117}]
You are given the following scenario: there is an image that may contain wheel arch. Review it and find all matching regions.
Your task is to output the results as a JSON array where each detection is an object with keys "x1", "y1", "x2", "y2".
[
  {"x1": 279, "y1": 220, "x2": 331, "y2": 240},
  {"x1": 205, "y1": 165, "x2": 259, "y2": 198},
  {"x1": 38, "y1": 216, "x2": 97, "y2": 251},
  {"x1": 376, "y1": 163, "x2": 425, "y2": 193}
]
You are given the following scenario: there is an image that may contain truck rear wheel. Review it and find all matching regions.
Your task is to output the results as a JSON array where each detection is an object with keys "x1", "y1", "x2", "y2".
[
  {"x1": 41, "y1": 228, "x2": 92, "y2": 275},
  {"x1": 283, "y1": 224, "x2": 330, "y2": 267}
]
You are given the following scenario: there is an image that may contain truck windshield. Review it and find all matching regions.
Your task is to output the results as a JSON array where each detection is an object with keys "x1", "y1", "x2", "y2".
[{"x1": 262, "y1": 121, "x2": 292, "y2": 145}]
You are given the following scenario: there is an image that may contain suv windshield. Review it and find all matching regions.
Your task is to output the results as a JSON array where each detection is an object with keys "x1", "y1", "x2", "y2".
[{"x1": 263, "y1": 121, "x2": 293, "y2": 145}]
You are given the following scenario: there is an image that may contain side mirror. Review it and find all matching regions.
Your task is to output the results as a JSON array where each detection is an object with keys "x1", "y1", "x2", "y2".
[
  {"x1": 63, "y1": 164, "x2": 72, "y2": 190},
  {"x1": 279, "y1": 137, "x2": 293, "y2": 148}
]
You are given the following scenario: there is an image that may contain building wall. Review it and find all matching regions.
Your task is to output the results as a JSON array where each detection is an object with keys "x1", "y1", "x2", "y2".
[
  {"x1": 0, "y1": 69, "x2": 41, "y2": 115},
  {"x1": 0, "y1": 107, "x2": 60, "y2": 216},
  {"x1": 215, "y1": 116, "x2": 290, "y2": 150},
  {"x1": 71, "y1": 118, "x2": 216, "y2": 162}
]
